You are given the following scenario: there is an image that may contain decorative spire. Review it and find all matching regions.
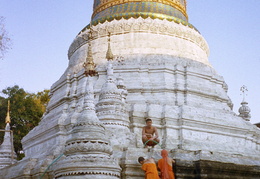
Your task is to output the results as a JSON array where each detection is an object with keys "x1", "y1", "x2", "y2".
[
  {"x1": 239, "y1": 85, "x2": 251, "y2": 121},
  {"x1": 0, "y1": 101, "x2": 17, "y2": 169},
  {"x1": 83, "y1": 28, "x2": 97, "y2": 77},
  {"x1": 77, "y1": 77, "x2": 99, "y2": 123},
  {"x1": 240, "y1": 85, "x2": 248, "y2": 102},
  {"x1": 54, "y1": 77, "x2": 121, "y2": 178},
  {"x1": 5, "y1": 100, "x2": 11, "y2": 124},
  {"x1": 96, "y1": 68, "x2": 132, "y2": 151},
  {"x1": 106, "y1": 33, "x2": 114, "y2": 61},
  {"x1": 96, "y1": 52, "x2": 130, "y2": 152}
]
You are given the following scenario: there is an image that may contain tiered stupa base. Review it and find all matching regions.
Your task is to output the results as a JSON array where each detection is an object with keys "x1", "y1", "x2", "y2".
[{"x1": 1, "y1": 55, "x2": 260, "y2": 178}]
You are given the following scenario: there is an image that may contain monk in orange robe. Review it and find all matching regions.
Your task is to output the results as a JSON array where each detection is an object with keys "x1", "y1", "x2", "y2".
[
  {"x1": 158, "y1": 150, "x2": 175, "y2": 179},
  {"x1": 138, "y1": 157, "x2": 159, "y2": 179}
]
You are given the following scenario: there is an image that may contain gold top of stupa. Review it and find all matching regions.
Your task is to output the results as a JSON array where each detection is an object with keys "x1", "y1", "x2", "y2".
[
  {"x1": 91, "y1": 0, "x2": 188, "y2": 25},
  {"x1": 5, "y1": 100, "x2": 11, "y2": 123}
]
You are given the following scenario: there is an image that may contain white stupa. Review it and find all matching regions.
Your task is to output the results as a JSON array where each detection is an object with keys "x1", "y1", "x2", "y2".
[{"x1": 0, "y1": 1, "x2": 259, "y2": 178}]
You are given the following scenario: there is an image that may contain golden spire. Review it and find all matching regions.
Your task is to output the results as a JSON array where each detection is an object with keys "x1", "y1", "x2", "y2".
[
  {"x1": 5, "y1": 100, "x2": 11, "y2": 123},
  {"x1": 106, "y1": 33, "x2": 113, "y2": 61},
  {"x1": 83, "y1": 28, "x2": 97, "y2": 77}
]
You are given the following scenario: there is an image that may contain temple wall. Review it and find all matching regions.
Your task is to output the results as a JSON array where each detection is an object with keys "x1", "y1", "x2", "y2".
[{"x1": 19, "y1": 53, "x2": 260, "y2": 169}]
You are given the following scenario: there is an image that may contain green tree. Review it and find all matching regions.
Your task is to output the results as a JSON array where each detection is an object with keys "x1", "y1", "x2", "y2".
[{"x1": 0, "y1": 85, "x2": 50, "y2": 160}]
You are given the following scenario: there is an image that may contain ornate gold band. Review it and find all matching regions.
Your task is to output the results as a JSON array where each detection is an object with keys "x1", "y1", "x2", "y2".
[
  {"x1": 88, "y1": 12, "x2": 196, "y2": 32},
  {"x1": 93, "y1": 0, "x2": 188, "y2": 20}
]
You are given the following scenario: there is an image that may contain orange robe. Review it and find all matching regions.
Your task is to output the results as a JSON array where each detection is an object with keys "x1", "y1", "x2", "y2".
[
  {"x1": 158, "y1": 159, "x2": 175, "y2": 179},
  {"x1": 141, "y1": 163, "x2": 160, "y2": 179}
]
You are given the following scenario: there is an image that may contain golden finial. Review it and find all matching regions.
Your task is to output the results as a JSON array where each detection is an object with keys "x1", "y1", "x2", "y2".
[
  {"x1": 106, "y1": 33, "x2": 114, "y2": 61},
  {"x1": 83, "y1": 28, "x2": 97, "y2": 77},
  {"x1": 92, "y1": 0, "x2": 188, "y2": 23},
  {"x1": 5, "y1": 100, "x2": 11, "y2": 123}
]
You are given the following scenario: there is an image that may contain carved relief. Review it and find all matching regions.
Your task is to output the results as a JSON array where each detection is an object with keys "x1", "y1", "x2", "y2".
[{"x1": 68, "y1": 17, "x2": 209, "y2": 62}]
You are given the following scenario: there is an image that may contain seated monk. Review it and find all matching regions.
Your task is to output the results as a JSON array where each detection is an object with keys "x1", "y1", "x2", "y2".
[
  {"x1": 142, "y1": 118, "x2": 160, "y2": 148},
  {"x1": 158, "y1": 149, "x2": 175, "y2": 179},
  {"x1": 138, "y1": 157, "x2": 159, "y2": 179}
]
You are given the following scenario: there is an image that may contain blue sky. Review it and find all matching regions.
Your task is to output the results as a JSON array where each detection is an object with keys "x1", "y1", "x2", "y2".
[{"x1": 0, "y1": 0, "x2": 259, "y2": 124}]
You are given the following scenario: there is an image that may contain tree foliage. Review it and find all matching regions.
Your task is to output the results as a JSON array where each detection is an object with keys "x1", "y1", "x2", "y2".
[
  {"x1": 0, "y1": 85, "x2": 50, "y2": 160},
  {"x1": 0, "y1": 16, "x2": 11, "y2": 60}
]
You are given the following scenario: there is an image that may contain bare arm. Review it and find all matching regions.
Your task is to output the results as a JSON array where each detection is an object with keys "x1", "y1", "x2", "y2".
[
  {"x1": 154, "y1": 127, "x2": 159, "y2": 139},
  {"x1": 142, "y1": 127, "x2": 147, "y2": 137},
  {"x1": 167, "y1": 158, "x2": 174, "y2": 167}
]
